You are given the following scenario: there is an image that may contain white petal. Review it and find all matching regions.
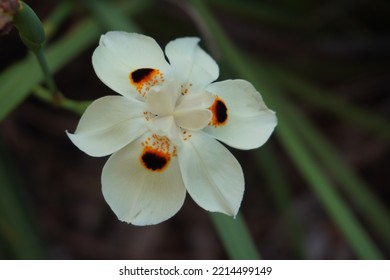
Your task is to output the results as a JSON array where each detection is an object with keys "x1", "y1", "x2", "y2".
[
  {"x1": 175, "y1": 90, "x2": 215, "y2": 112},
  {"x1": 165, "y1": 37, "x2": 219, "y2": 89},
  {"x1": 204, "y1": 79, "x2": 277, "y2": 150},
  {"x1": 92, "y1": 32, "x2": 169, "y2": 98},
  {"x1": 67, "y1": 96, "x2": 147, "y2": 157},
  {"x1": 102, "y1": 134, "x2": 186, "y2": 225},
  {"x1": 175, "y1": 109, "x2": 211, "y2": 131},
  {"x1": 150, "y1": 115, "x2": 181, "y2": 140},
  {"x1": 178, "y1": 132, "x2": 244, "y2": 216},
  {"x1": 145, "y1": 81, "x2": 180, "y2": 116}
]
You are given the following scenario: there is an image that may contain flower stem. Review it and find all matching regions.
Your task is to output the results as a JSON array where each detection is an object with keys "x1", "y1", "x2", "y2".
[
  {"x1": 34, "y1": 48, "x2": 62, "y2": 103},
  {"x1": 33, "y1": 85, "x2": 90, "y2": 115}
]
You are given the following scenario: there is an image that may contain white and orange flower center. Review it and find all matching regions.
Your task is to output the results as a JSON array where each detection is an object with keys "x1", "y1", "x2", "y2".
[
  {"x1": 132, "y1": 77, "x2": 218, "y2": 173},
  {"x1": 142, "y1": 79, "x2": 215, "y2": 143}
]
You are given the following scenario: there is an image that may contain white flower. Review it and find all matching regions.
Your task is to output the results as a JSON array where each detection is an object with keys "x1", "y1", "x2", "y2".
[{"x1": 67, "y1": 31, "x2": 277, "y2": 226}]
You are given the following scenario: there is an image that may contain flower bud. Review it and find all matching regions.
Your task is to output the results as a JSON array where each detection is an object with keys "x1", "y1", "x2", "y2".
[{"x1": 12, "y1": 1, "x2": 45, "y2": 52}]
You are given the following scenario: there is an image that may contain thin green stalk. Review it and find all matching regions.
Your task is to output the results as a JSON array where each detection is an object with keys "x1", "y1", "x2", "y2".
[
  {"x1": 35, "y1": 48, "x2": 60, "y2": 97},
  {"x1": 210, "y1": 213, "x2": 261, "y2": 259},
  {"x1": 189, "y1": 0, "x2": 383, "y2": 259},
  {"x1": 33, "y1": 86, "x2": 91, "y2": 115},
  {"x1": 36, "y1": 1, "x2": 74, "y2": 102}
]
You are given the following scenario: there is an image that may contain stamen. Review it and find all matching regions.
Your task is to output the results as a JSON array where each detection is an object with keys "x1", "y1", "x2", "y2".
[{"x1": 182, "y1": 130, "x2": 192, "y2": 141}]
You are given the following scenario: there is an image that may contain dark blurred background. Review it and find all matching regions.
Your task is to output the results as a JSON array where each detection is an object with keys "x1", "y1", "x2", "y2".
[{"x1": 0, "y1": 0, "x2": 389, "y2": 259}]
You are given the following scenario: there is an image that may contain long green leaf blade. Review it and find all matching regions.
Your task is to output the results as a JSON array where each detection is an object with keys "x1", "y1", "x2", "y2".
[
  {"x1": 210, "y1": 213, "x2": 261, "y2": 259},
  {"x1": 0, "y1": 146, "x2": 45, "y2": 259}
]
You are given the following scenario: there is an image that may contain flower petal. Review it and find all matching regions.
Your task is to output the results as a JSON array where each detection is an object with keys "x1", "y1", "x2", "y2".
[
  {"x1": 102, "y1": 134, "x2": 186, "y2": 225},
  {"x1": 175, "y1": 109, "x2": 211, "y2": 131},
  {"x1": 204, "y1": 79, "x2": 277, "y2": 150},
  {"x1": 175, "y1": 90, "x2": 215, "y2": 112},
  {"x1": 92, "y1": 32, "x2": 169, "y2": 99},
  {"x1": 174, "y1": 88, "x2": 214, "y2": 131},
  {"x1": 165, "y1": 37, "x2": 219, "y2": 89},
  {"x1": 150, "y1": 115, "x2": 181, "y2": 141},
  {"x1": 145, "y1": 81, "x2": 180, "y2": 116},
  {"x1": 178, "y1": 132, "x2": 244, "y2": 216},
  {"x1": 67, "y1": 96, "x2": 147, "y2": 157}
]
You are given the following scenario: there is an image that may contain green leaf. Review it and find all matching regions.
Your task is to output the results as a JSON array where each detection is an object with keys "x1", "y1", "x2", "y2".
[
  {"x1": 210, "y1": 213, "x2": 261, "y2": 259},
  {"x1": 279, "y1": 94, "x2": 390, "y2": 246},
  {"x1": 0, "y1": 145, "x2": 45, "y2": 259},
  {"x1": 254, "y1": 145, "x2": 305, "y2": 259}
]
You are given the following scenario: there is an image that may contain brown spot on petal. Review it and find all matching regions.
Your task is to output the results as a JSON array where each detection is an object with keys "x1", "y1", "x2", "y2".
[
  {"x1": 140, "y1": 135, "x2": 176, "y2": 172},
  {"x1": 141, "y1": 148, "x2": 170, "y2": 171},
  {"x1": 130, "y1": 68, "x2": 154, "y2": 83},
  {"x1": 129, "y1": 68, "x2": 163, "y2": 96},
  {"x1": 210, "y1": 97, "x2": 228, "y2": 127}
]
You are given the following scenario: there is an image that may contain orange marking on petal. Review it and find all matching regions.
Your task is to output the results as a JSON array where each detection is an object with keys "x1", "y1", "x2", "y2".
[
  {"x1": 209, "y1": 97, "x2": 228, "y2": 127},
  {"x1": 139, "y1": 135, "x2": 176, "y2": 172},
  {"x1": 129, "y1": 68, "x2": 163, "y2": 96},
  {"x1": 140, "y1": 147, "x2": 171, "y2": 172}
]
